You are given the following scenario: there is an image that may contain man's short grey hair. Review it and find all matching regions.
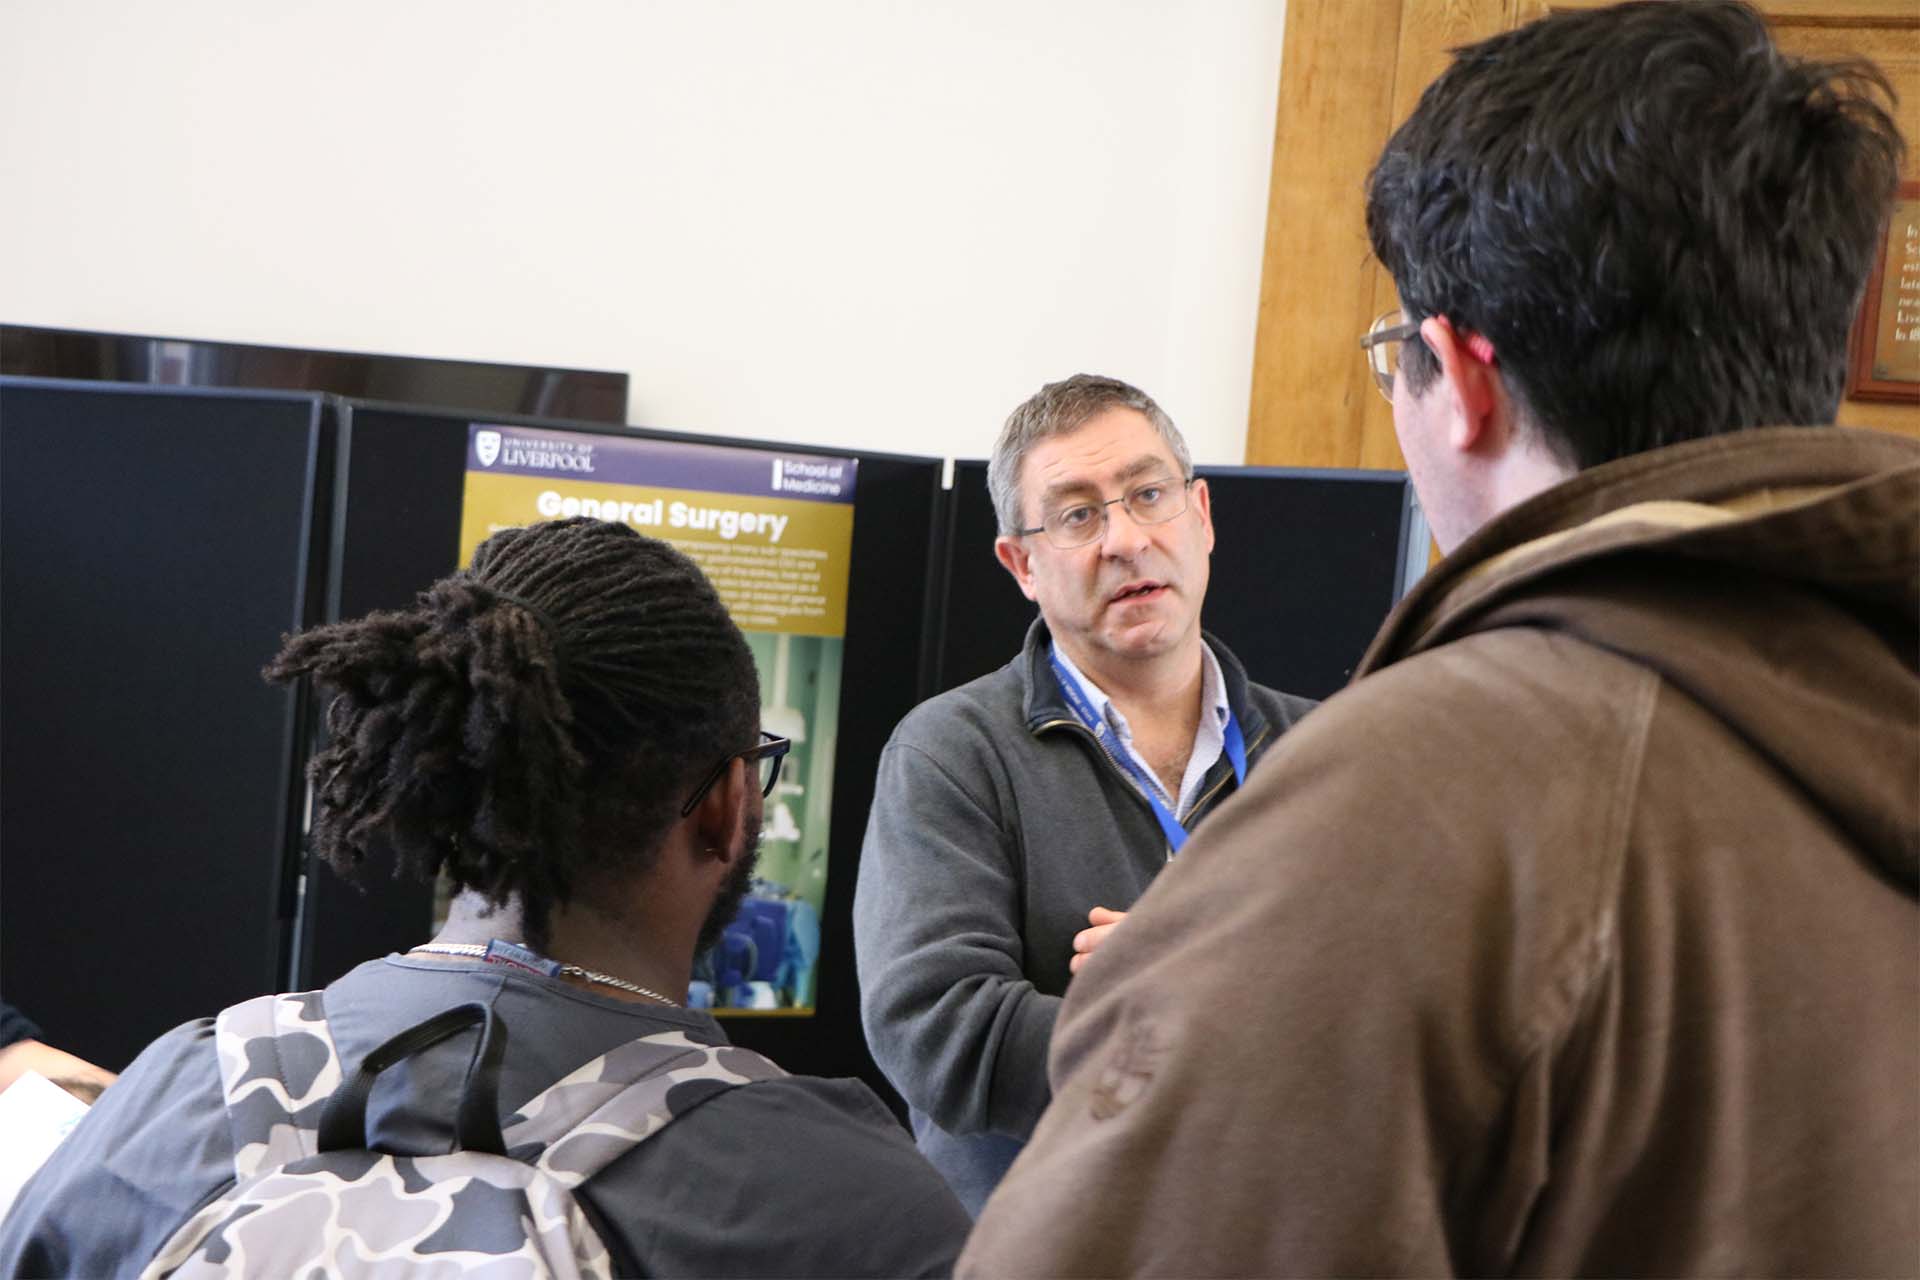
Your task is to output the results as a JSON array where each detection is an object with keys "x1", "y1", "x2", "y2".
[{"x1": 987, "y1": 374, "x2": 1193, "y2": 535}]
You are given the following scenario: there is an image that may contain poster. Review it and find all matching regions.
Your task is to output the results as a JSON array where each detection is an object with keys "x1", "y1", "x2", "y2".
[{"x1": 457, "y1": 423, "x2": 856, "y2": 1015}]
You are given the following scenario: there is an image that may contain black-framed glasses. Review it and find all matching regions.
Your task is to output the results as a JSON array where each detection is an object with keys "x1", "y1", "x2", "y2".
[
  {"x1": 1360, "y1": 309, "x2": 1422, "y2": 403},
  {"x1": 680, "y1": 731, "x2": 792, "y2": 817},
  {"x1": 1015, "y1": 476, "x2": 1196, "y2": 550}
]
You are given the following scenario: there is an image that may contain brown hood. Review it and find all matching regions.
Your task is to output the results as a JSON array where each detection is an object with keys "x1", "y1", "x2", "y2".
[{"x1": 1362, "y1": 427, "x2": 1920, "y2": 892}]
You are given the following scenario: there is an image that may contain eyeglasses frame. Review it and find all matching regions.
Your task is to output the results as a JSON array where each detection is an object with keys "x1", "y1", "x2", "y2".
[
  {"x1": 1359, "y1": 311, "x2": 1423, "y2": 403},
  {"x1": 679, "y1": 730, "x2": 792, "y2": 817},
  {"x1": 1014, "y1": 475, "x2": 1198, "y2": 550}
]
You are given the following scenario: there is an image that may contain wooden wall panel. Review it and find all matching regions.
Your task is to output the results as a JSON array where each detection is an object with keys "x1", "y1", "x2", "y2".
[
  {"x1": 1248, "y1": 0, "x2": 1511, "y2": 472},
  {"x1": 1246, "y1": 0, "x2": 1405, "y2": 472},
  {"x1": 1251, "y1": 0, "x2": 1920, "y2": 468}
]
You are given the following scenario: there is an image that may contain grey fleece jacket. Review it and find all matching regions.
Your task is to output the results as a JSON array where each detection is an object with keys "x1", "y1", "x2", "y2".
[{"x1": 853, "y1": 619, "x2": 1315, "y2": 1212}]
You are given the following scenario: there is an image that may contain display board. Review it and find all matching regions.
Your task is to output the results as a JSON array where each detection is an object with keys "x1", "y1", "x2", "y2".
[
  {"x1": 0, "y1": 377, "x2": 1423, "y2": 1102},
  {"x1": 931, "y1": 460, "x2": 1428, "y2": 701},
  {"x1": 455, "y1": 422, "x2": 860, "y2": 1014},
  {"x1": 0, "y1": 378, "x2": 328, "y2": 1070}
]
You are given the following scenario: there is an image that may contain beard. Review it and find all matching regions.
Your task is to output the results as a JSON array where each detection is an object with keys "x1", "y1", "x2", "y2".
[{"x1": 694, "y1": 809, "x2": 762, "y2": 956}]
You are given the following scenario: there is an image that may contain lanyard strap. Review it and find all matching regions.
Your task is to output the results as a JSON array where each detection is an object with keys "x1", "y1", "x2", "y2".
[{"x1": 1049, "y1": 649, "x2": 1247, "y2": 854}]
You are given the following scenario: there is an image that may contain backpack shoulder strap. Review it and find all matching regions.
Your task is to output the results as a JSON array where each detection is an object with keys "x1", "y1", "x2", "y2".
[
  {"x1": 504, "y1": 1029, "x2": 787, "y2": 1188},
  {"x1": 142, "y1": 993, "x2": 348, "y2": 1280},
  {"x1": 212, "y1": 989, "x2": 344, "y2": 1180}
]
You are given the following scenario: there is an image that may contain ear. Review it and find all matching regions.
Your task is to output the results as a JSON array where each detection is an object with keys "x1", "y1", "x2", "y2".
[
  {"x1": 1188, "y1": 477, "x2": 1215, "y2": 553},
  {"x1": 1417, "y1": 315, "x2": 1502, "y2": 454},
  {"x1": 994, "y1": 535, "x2": 1040, "y2": 602},
  {"x1": 689, "y1": 758, "x2": 750, "y2": 870}
]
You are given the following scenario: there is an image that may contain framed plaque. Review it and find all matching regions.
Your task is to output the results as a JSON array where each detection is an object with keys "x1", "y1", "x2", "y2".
[{"x1": 1847, "y1": 179, "x2": 1920, "y2": 404}]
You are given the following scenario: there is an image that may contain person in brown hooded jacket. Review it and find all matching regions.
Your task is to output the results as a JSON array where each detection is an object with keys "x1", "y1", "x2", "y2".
[{"x1": 958, "y1": 2, "x2": 1918, "y2": 1276}]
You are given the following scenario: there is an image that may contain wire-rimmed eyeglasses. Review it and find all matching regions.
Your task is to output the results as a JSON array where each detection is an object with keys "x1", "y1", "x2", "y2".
[
  {"x1": 1015, "y1": 476, "x2": 1196, "y2": 550},
  {"x1": 680, "y1": 731, "x2": 792, "y2": 817},
  {"x1": 1360, "y1": 309, "x2": 1422, "y2": 403}
]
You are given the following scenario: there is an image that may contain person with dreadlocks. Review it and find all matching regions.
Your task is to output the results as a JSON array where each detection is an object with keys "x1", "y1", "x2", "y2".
[{"x1": 0, "y1": 518, "x2": 970, "y2": 1278}]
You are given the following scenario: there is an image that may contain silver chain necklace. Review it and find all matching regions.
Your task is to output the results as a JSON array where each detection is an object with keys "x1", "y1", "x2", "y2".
[{"x1": 408, "y1": 942, "x2": 683, "y2": 1009}]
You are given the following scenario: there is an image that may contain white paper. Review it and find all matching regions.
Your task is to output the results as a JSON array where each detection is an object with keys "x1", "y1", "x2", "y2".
[{"x1": 0, "y1": 1072, "x2": 90, "y2": 1221}]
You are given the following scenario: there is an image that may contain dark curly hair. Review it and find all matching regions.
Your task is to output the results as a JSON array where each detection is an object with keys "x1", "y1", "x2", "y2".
[
  {"x1": 1366, "y1": 0, "x2": 1905, "y2": 470},
  {"x1": 265, "y1": 518, "x2": 759, "y2": 945}
]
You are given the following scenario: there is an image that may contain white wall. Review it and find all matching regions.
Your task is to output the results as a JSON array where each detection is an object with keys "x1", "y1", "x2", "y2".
[{"x1": 0, "y1": 1, "x2": 1287, "y2": 465}]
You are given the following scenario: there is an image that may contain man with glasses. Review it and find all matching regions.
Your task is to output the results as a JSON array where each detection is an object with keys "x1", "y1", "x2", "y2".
[
  {"x1": 960, "y1": 3, "x2": 1916, "y2": 1275},
  {"x1": 854, "y1": 374, "x2": 1315, "y2": 1213}
]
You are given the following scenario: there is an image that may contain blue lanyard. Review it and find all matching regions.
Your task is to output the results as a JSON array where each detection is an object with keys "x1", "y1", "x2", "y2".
[{"x1": 1049, "y1": 649, "x2": 1247, "y2": 854}]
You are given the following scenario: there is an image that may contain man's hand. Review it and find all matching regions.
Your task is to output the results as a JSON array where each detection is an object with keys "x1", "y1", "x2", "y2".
[{"x1": 1070, "y1": 906, "x2": 1128, "y2": 974}]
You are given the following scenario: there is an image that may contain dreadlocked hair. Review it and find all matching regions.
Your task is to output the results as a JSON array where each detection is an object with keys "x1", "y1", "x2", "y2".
[{"x1": 265, "y1": 518, "x2": 760, "y2": 943}]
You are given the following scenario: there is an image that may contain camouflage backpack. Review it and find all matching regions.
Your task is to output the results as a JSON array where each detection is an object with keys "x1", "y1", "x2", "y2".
[{"x1": 140, "y1": 990, "x2": 785, "y2": 1278}]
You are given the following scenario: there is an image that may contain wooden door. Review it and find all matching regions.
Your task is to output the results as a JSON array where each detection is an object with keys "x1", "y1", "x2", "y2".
[{"x1": 1246, "y1": 0, "x2": 1920, "y2": 470}]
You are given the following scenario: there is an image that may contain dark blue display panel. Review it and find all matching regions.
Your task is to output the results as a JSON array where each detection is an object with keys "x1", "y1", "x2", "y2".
[{"x1": 0, "y1": 378, "x2": 328, "y2": 1070}]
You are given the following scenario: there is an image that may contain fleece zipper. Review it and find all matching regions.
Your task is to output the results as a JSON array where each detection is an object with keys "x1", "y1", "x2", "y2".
[{"x1": 1032, "y1": 717, "x2": 1270, "y2": 850}]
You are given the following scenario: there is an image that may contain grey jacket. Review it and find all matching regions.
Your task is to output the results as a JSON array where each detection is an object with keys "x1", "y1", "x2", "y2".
[{"x1": 853, "y1": 618, "x2": 1315, "y2": 1211}]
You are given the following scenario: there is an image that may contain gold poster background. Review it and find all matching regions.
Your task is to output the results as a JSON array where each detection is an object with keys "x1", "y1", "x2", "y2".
[{"x1": 459, "y1": 470, "x2": 854, "y2": 638}]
